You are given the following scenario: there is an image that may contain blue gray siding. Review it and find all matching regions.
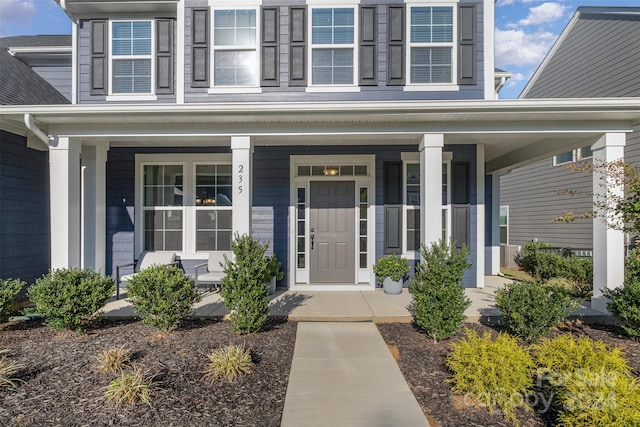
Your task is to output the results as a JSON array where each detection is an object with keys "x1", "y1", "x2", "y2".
[
  {"x1": 0, "y1": 131, "x2": 50, "y2": 285},
  {"x1": 32, "y1": 64, "x2": 72, "y2": 101}
]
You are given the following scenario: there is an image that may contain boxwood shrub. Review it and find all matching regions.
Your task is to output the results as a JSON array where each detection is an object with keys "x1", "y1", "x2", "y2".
[
  {"x1": 29, "y1": 268, "x2": 114, "y2": 332},
  {"x1": 0, "y1": 279, "x2": 24, "y2": 323}
]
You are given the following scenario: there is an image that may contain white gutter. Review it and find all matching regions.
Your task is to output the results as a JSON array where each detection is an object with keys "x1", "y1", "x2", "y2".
[{"x1": 24, "y1": 114, "x2": 51, "y2": 147}]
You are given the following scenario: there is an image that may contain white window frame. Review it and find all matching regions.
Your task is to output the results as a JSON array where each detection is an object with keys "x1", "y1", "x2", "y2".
[
  {"x1": 306, "y1": 3, "x2": 360, "y2": 92},
  {"x1": 553, "y1": 146, "x2": 592, "y2": 166},
  {"x1": 401, "y1": 152, "x2": 452, "y2": 258},
  {"x1": 499, "y1": 205, "x2": 509, "y2": 245},
  {"x1": 135, "y1": 154, "x2": 233, "y2": 259},
  {"x1": 209, "y1": 5, "x2": 261, "y2": 93},
  {"x1": 107, "y1": 19, "x2": 156, "y2": 100},
  {"x1": 404, "y1": 1, "x2": 459, "y2": 92}
]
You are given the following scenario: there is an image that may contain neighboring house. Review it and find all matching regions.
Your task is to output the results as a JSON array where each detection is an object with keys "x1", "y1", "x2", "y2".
[
  {"x1": 0, "y1": 1, "x2": 638, "y2": 312},
  {"x1": 500, "y1": 7, "x2": 640, "y2": 260},
  {"x1": 0, "y1": 35, "x2": 71, "y2": 284}
]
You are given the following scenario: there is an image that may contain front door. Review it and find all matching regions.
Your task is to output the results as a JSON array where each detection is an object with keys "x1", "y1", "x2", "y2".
[{"x1": 309, "y1": 181, "x2": 356, "y2": 283}]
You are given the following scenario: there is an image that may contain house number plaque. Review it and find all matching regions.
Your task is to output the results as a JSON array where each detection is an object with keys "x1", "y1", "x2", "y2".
[{"x1": 238, "y1": 164, "x2": 244, "y2": 194}]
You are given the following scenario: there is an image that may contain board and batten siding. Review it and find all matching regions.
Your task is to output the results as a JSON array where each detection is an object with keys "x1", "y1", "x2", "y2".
[
  {"x1": 182, "y1": 0, "x2": 485, "y2": 103},
  {"x1": 0, "y1": 131, "x2": 50, "y2": 286}
]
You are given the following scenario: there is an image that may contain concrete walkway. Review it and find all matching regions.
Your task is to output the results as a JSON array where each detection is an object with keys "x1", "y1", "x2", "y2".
[{"x1": 280, "y1": 322, "x2": 430, "y2": 427}]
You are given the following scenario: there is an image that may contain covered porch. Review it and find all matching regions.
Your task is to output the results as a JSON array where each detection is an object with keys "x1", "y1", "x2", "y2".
[{"x1": 2, "y1": 98, "x2": 638, "y2": 312}]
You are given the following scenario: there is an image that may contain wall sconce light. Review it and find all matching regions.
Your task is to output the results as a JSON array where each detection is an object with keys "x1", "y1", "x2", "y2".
[{"x1": 323, "y1": 166, "x2": 339, "y2": 176}]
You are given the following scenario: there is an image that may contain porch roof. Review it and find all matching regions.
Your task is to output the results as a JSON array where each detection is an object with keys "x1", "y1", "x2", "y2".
[{"x1": 1, "y1": 98, "x2": 638, "y2": 173}]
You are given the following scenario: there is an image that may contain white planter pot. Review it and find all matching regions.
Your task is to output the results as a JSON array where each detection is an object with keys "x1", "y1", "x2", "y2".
[
  {"x1": 383, "y1": 277, "x2": 403, "y2": 295},
  {"x1": 266, "y1": 277, "x2": 276, "y2": 295}
]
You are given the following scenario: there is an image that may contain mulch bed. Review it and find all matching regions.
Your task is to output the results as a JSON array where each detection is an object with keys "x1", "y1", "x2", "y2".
[
  {"x1": 378, "y1": 321, "x2": 640, "y2": 427},
  {"x1": 0, "y1": 318, "x2": 297, "y2": 427}
]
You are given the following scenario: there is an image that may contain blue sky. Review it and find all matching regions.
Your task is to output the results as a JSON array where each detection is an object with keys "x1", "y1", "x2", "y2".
[{"x1": 0, "y1": 0, "x2": 638, "y2": 98}]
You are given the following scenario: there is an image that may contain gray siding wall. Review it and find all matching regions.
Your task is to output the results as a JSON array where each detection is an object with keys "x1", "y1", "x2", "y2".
[
  {"x1": 106, "y1": 143, "x2": 480, "y2": 286},
  {"x1": 500, "y1": 128, "x2": 640, "y2": 249},
  {"x1": 525, "y1": 12, "x2": 640, "y2": 98},
  {"x1": 182, "y1": 0, "x2": 485, "y2": 103},
  {"x1": 77, "y1": 18, "x2": 177, "y2": 104},
  {"x1": 0, "y1": 131, "x2": 50, "y2": 285},
  {"x1": 32, "y1": 64, "x2": 72, "y2": 101}
]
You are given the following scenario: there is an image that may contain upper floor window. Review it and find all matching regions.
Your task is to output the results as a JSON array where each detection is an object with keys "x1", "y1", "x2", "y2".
[
  {"x1": 111, "y1": 20, "x2": 153, "y2": 94},
  {"x1": 407, "y1": 5, "x2": 455, "y2": 85},
  {"x1": 212, "y1": 9, "x2": 258, "y2": 87},
  {"x1": 310, "y1": 7, "x2": 356, "y2": 86}
]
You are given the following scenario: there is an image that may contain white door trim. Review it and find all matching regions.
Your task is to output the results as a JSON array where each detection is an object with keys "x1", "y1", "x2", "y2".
[{"x1": 289, "y1": 154, "x2": 376, "y2": 291}]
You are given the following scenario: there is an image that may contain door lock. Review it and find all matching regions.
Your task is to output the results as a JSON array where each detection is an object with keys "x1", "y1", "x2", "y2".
[{"x1": 310, "y1": 228, "x2": 315, "y2": 250}]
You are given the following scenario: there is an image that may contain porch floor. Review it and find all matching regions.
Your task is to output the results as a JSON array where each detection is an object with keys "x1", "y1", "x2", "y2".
[{"x1": 101, "y1": 275, "x2": 608, "y2": 322}]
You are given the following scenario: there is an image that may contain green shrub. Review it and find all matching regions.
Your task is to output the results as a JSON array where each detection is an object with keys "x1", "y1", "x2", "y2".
[
  {"x1": 605, "y1": 279, "x2": 640, "y2": 339},
  {"x1": 559, "y1": 374, "x2": 640, "y2": 427},
  {"x1": 373, "y1": 254, "x2": 411, "y2": 281},
  {"x1": 409, "y1": 239, "x2": 471, "y2": 342},
  {"x1": 0, "y1": 279, "x2": 24, "y2": 323},
  {"x1": 126, "y1": 265, "x2": 201, "y2": 332},
  {"x1": 203, "y1": 343, "x2": 253, "y2": 383},
  {"x1": 495, "y1": 281, "x2": 579, "y2": 343},
  {"x1": 625, "y1": 248, "x2": 640, "y2": 281},
  {"x1": 446, "y1": 329, "x2": 535, "y2": 426},
  {"x1": 518, "y1": 241, "x2": 557, "y2": 281},
  {"x1": 104, "y1": 364, "x2": 159, "y2": 407},
  {"x1": 28, "y1": 268, "x2": 114, "y2": 332},
  {"x1": 562, "y1": 256, "x2": 593, "y2": 299},
  {"x1": 220, "y1": 234, "x2": 272, "y2": 334}
]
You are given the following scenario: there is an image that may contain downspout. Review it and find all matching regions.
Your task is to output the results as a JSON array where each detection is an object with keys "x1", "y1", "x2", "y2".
[{"x1": 24, "y1": 113, "x2": 51, "y2": 147}]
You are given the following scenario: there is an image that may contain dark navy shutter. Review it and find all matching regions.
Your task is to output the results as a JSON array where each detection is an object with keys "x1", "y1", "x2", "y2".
[
  {"x1": 359, "y1": 6, "x2": 377, "y2": 86},
  {"x1": 387, "y1": 5, "x2": 405, "y2": 86},
  {"x1": 452, "y1": 161, "x2": 470, "y2": 248},
  {"x1": 156, "y1": 19, "x2": 174, "y2": 94},
  {"x1": 90, "y1": 20, "x2": 108, "y2": 95},
  {"x1": 458, "y1": 4, "x2": 477, "y2": 85},
  {"x1": 384, "y1": 162, "x2": 403, "y2": 254},
  {"x1": 261, "y1": 7, "x2": 279, "y2": 87},
  {"x1": 191, "y1": 9, "x2": 209, "y2": 88},
  {"x1": 289, "y1": 6, "x2": 307, "y2": 87}
]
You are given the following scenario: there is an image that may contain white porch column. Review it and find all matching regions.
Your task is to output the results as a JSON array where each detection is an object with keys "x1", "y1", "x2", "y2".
[
  {"x1": 487, "y1": 172, "x2": 500, "y2": 275},
  {"x1": 419, "y1": 134, "x2": 444, "y2": 248},
  {"x1": 81, "y1": 145, "x2": 108, "y2": 273},
  {"x1": 592, "y1": 132, "x2": 626, "y2": 313},
  {"x1": 475, "y1": 144, "x2": 486, "y2": 287},
  {"x1": 232, "y1": 136, "x2": 253, "y2": 236},
  {"x1": 49, "y1": 137, "x2": 81, "y2": 269}
]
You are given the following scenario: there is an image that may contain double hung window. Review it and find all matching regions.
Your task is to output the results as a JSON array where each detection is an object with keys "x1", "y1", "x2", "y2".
[
  {"x1": 310, "y1": 7, "x2": 356, "y2": 85},
  {"x1": 212, "y1": 9, "x2": 258, "y2": 87},
  {"x1": 408, "y1": 5, "x2": 455, "y2": 85},
  {"x1": 139, "y1": 156, "x2": 233, "y2": 255},
  {"x1": 111, "y1": 20, "x2": 153, "y2": 94}
]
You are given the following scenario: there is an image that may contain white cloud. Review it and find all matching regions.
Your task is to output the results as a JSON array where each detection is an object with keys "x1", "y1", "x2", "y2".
[
  {"x1": 495, "y1": 28, "x2": 557, "y2": 66},
  {"x1": 505, "y1": 72, "x2": 526, "y2": 88},
  {"x1": 0, "y1": 0, "x2": 37, "y2": 28},
  {"x1": 518, "y1": 2, "x2": 566, "y2": 26}
]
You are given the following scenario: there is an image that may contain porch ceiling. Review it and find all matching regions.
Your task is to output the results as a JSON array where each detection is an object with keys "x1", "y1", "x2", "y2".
[{"x1": 1, "y1": 98, "x2": 638, "y2": 173}]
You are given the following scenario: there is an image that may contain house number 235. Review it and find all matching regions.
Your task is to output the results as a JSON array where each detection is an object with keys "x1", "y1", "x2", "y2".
[{"x1": 238, "y1": 164, "x2": 244, "y2": 194}]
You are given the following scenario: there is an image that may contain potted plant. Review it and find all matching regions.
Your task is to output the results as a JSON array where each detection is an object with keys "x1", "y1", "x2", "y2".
[
  {"x1": 264, "y1": 254, "x2": 284, "y2": 295},
  {"x1": 373, "y1": 254, "x2": 411, "y2": 295}
]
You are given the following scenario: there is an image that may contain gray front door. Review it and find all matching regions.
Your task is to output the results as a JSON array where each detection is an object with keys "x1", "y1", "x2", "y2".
[{"x1": 310, "y1": 181, "x2": 356, "y2": 283}]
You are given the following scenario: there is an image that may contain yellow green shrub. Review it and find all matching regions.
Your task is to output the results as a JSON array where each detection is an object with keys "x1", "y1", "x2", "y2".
[
  {"x1": 446, "y1": 329, "x2": 535, "y2": 426},
  {"x1": 559, "y1": 374, "x2": 640, "y2": 427}
]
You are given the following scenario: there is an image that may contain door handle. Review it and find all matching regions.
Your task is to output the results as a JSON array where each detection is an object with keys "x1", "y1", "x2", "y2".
[{"x1": 310, "y1": 228, "x2": 315, "y2": 250}]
